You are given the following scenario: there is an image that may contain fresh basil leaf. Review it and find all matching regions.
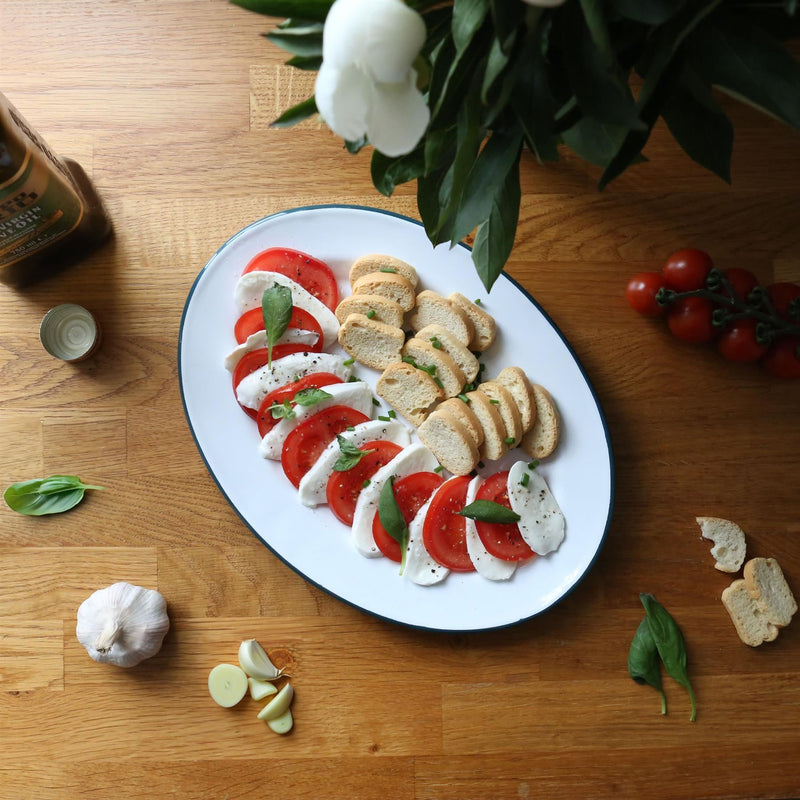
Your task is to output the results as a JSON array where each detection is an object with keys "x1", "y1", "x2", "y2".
[
  {"x1": 628, "y1": 617, "x2": 667, "y2": 715},
  {"x1": 453, "y1": 0, "x2": 490, "y2": 53},
  {"x1": 265, "y1": 29, "x2": 322, "y2": 57},
  {"x1": 292, "y1": 387, "x2": 332, "y2": 406},
  {"x1": 286, "y1": 54, "x2": 323, "y2": 71},
  {"x1": 262, "y1": 285, "x2": 293, "y2": 367},
  {"x1": 371, "y1": 145, "x2": 426, "y2": 196},
  {"x1": 640, "y1": 593, "x2": 697, "y2": 722},
  {"x1": 230, "y1": 0, "x2": 333, "y2": 23},
  {"x1": 332, "y1": 435, "x2": 375, "y2": 472},
  {"x1": 562, "y1": 115, "x2": 636, "y2": 167},
  {"x1": 270, "y1": 400, "x2": 296, "y2": 420},
  {"x1": 458, "y1": 499, "x2": 521, "y2": 524},
  {"x1": 271, "y1": 96, "x2": 318, "y2": 128},
  {"x1": 378, "y1": 476, "x2": 410, "y2": 574},
  {"x1": 4, "y1": 475, "x2": 104, "y2": 516},
  {"x1": 481, "y1": 35, "x2": 511, "y2": 104}
]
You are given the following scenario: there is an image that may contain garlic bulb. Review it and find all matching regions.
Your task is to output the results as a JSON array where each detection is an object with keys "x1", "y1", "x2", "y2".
[{"x1": 76, "y1": 582, "x2": 170, "y2": 667}]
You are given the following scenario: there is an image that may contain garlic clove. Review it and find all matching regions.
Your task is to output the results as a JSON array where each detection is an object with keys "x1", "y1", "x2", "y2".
[
  {"x1": 248, "y1": 677, "x2": 278, "y2": 701},
  {"x1": 266, "y1": 708, "x2": 293, "y2": 735},
  {"x1": 256, "y1": 683, "x2": 294, "y2": 721},
  {"x1": 208, "y1": 663, "x2": 248, "y2": 707},
  {"x1": 238, "y1": 638, "x2": 281, "y2": 681}
]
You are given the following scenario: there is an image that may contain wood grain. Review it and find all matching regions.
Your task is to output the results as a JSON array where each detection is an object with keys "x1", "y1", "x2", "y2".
[{"x1": 1, "y1": 2, "x2": 799, "y2": 799}]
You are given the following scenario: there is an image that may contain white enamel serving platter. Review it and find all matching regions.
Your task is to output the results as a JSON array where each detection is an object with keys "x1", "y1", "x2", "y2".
[{"x1": 179, "y1": 205, "x2": 614, "y2": 632}]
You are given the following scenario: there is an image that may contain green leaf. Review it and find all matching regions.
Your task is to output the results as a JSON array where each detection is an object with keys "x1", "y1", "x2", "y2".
[
  {"x1": 345, "y1": 136, "x2": 368, "y2": 154},
  {"x1": 271, "y1": 96, "x2": 318, "y2": 128},
  {"x1": 688, "y1": 11, "x2": 800, "y2": 131},
  {"x1": 628, "y1": 617, "x2": 667, "y2": 715},
  {"x1": 262, "y1": 285, "x2": 293, "y2": 367},
  {"x1": 230, "y1": 0, "x2": 332, "y2": 23},
  {"x1": 579, "y1": 0, "x2": 616, "y2": 69},
  {"x1": 562, "y1": 116, "x2": 635, "y2": 167},
  {"x1": 458, "y1": 499, "x2": 521, "y2": 524},
  {"x1": 264, "y1": 28, "x2": 322, "y2": 57},
  {"x1": 332, "y1": 435, "x2": 375, "y2": 472},
  {"x1": 378, "y1": 477, "x2": 410, "y2": 574},
  {"x1": 453, "y1": 0, "x2": 490, "y2": 53},
  {"x1": 661, "y1": 66, "x2": 733, "y2": 183},
  {"x1": 607, "y1": 0, "x2": 687, "y2": 25},
  {"x1": 417, "y1": 166, "x2": 450, "y2": 241},
  {"x1": 292, "y1": 387, "x2": 333, "y2": 407},
  {"x1": 270, "y1": 400, "x2": 295, "y2": 420},
  {"x1": 481, "y1": 35, "x2": 513, "y2": 105},
  {"x1": 4, "y1": 475, "x2": 104, "y2": 516},
  {"x1": 471, "y1": 153, "x2": 520, "y2": 292},
  {"x1": 371, "y1": 146, "x2": 426, "y2": 196},
  {"x1": 285, "y1": 54, "x2": 323, "y2": 70},
  {"x1": 489, "y1": 0, "x2": 525, "y2": 52}
]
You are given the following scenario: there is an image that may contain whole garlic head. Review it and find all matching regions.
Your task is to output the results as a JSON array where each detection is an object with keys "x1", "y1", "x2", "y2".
[{"x1": 76, "y1": 582, "x2": 170, "y2": 667}]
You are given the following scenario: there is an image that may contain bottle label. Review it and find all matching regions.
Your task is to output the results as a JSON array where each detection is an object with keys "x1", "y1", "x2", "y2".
[{"x1": 0, "y1": 144, "x2": 84, "y2": 269}]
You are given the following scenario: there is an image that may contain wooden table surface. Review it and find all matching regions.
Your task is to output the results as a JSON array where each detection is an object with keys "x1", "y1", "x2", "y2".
[{"x1": 2, "y1": 3, "x2": 799, "y2": 799}]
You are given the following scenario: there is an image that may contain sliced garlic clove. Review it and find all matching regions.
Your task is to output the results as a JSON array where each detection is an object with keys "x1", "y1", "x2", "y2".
[
  {"x1": 266, "y1": 708, "x2": 293, "y2": 735},
  {"x1": 257, "y1": 683, "x2": 294, "y2": 721},
  {"x1": 248, "y1": 677, "x2": 278, "y2": 701},
  {"x1": 208, "y1": 663, "x2": 248, "y2": 707},
  {"x1": 238, "y1": 638, "x2": 282, "y2": 681}
]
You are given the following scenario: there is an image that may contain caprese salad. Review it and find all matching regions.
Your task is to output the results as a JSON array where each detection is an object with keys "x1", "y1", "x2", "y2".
[{"x1": 224, "y1": 247, "x2": 565, "y2": 585}]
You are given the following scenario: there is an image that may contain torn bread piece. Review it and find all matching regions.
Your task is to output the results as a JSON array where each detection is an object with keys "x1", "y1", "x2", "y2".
[
  {"x1": 448, "y1": 292, "x2": 497, "y2": 351},
  {"x1": 338, "y1": 313, "x2": 404, "y2": 370},
  {"x1": 408, "y1": 290, "x2": 473, "y2": 345},
  {"x1": 352, "y1": 271, "x2": 416, "y2": 312},
  {"x1": 349, "y1": 254, "x2": 419, "y2": 289},
  {"x1": 376, "y1": 361, "x2": 443, "y2": 426},
  {"x1": 335, "y1": 293, "x2": 405, "y2": 328},
  {"x1": 696, "y1": 516, "x2": 746, "y2": 573}
]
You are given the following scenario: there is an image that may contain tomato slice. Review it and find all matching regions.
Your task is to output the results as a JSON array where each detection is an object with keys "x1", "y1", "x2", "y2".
[
  {"x1": 474, "y1": 471, "x2": 535, "y2": 562},
  {"x1": 234, "y1": 306, "x2": 323, "y2": 347},
  {"x1": 421, "y1": 476, "x2": 476, "y2": 572},
  {"x1": 325, "y1": 440, "x2": 404, "y2": 525},
  {"x1": 282, "y1": 406, "x2": 371, "y2": 489},
  {"x1": 372, "y1": 471, "x2": 445, "y2": 562},
  {"x1": 256, "y1": 373, "x2": 344, "y2": 438},
  {"x1": 243, "y1": 248, "x2": 339, "y2": 312}
]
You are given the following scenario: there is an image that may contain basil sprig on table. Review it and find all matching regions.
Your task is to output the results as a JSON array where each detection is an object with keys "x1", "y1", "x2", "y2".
[
  {"x1": 629, "y1": 593, "x2": 697, "y2": 722},
  {"x1": 261, "y1": 284, "x2": 293, "y2": 368},
  {"x1": 4, "y1": 475, "x2": 104, "y2": 516},
  {"x1": 458, "y1": 500, "x2": 521, "y2": 525},
  {"x1": 332, "y1": 436, "x2": 374, "y2": 472},
  {"x1": 378, "y1": 476, "x2": 409, "y2": 574}
]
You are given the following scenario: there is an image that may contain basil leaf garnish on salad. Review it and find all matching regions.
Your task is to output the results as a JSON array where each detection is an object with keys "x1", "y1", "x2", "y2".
[
  {"x1": 332, "y1": 435, "x2": 374, "y2": 472},
  {"x1": 292, "y1": 388, "x2": 332, "y2": 406},
  {"x1": 270, "y1": 400, "x2": 296, "y2": 420},
  {"x1": 4, "y1": 475, "x2": 104, "y2": 516},
  {"x1": 378, "y1": 476, "x2": 409, "y2": 574},
  {"x1": 458, "y1": 500, "x2": 521, "y2": 524},
  {"x1": 261, "y1": 285, "x2": 293, "y2": 368}
]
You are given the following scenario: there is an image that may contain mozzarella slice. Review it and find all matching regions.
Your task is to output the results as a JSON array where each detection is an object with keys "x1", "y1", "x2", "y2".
[
  {"x1": 297, "y1": 419, "x2": 412, "y2": 507},
  {"x1": 234, "y1": 271, "x2": 339, "y2": 350},
  {"x1": 224, "y1": 329, "x2": 319, "y2": 372},
  {"x1": 351, "y1": 443, "x2": 439, "y2": 558},
  {"x1": 464, "y1": 474, "x2": 517, "y2": 581},
  {"x1": 403, "y1": 496, "x2": 449, "y2": 586},
  {"x1": 506, "y1": 460, "x2": 565, "y2": 555},
  {"x1": 258, "y1": 381, "x2": 374, "y2": 460},
  {"x1": 236, "y1": 352, "x2": 353, "y2": 411}
]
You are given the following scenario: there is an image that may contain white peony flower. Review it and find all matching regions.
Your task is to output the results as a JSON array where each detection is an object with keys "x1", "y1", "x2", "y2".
[{"x1": 314, "y1": 0, "x2": 430, "y2": 157}]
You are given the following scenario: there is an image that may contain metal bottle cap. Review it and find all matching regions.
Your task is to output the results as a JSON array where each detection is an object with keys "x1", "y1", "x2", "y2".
[{"x1": 39, "y1": 303, "x2": 101, "y2": 362}]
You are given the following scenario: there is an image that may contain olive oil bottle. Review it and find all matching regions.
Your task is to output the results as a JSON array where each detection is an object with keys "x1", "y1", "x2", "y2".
[{"x1": 0, "y1": 92, "x2": 112, "y2": 287}]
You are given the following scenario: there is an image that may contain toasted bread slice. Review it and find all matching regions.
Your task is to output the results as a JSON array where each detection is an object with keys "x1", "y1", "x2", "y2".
[
  {"x1": 375, "y1": 361, "x2": 442, "y2": 426},
  {"x1": 439, "y1": 397, "x2": 484, "y2": 449},
  {"x1": 418, "y1": 408, "x2": 479, "y2": 476},
  {"x1": 408, "y1": 290, "x2": 473, "y2": 345},
  {"x1": 520, "y1": 384, "x2": 559, "y2": 459},
  {"x1": 696, "y1": 517, "x2": 747, "y2": 573},
  {"x1": 448, "y1": 292, "x2": 497, "y2": 351},
  {"x1": 338, "y1": 313, "x2": 404, "y2": 370},
  {"x1": 352, "y1": 271, "x2": 416, "y2": 312},
  {"x1": 402, "y1": 337, "x2": 466, "y2": 399},
  {"x1": 349, "y1": 254, "x2": 419, "y2": 289},
  {"x1": 465, "y1": 389, "x2": 508, "y2": 462},
  {"x1": 478, "y1": 380, "x2": 524, "y2": 448},
  {"x1": 496, "y1": 366, "x2": 537, "y2": 433},
  {"x1": 335, "y1": 293, "x2": 405, "y2": 328},
  {"x1": 745, "y1": 557, "x2": 797, "y2": 627},
  {"x1": 414, "y1": 323, "x2": 480, "y2": 384}
]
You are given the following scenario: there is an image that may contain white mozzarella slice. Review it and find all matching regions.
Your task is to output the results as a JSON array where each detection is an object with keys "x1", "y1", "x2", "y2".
[
  {"x1": 297, "y1": 419, "x2": 412, "y2": 507},
  {"x1": 258, "y1": 381, "x2": 374, "y2": 460},
  {"x1": 506, "y1": 460, "x2": 565, "y2": 555},
  {"x1": 403, "y1": 496, "x2": 449, "y2": 586},
  {"x1": 350, "y1": 443, "x2": 439, "y2": 558},
  {"x1": 463, "y1": 475, "x2": 517, "y2": 581},
  {"x1": 234, "y1": 271, "x2": 339, "y2": 350},
  {"x1": 235, "y1": 352, "x2": 353, "y2": 411},
  {"x1": 224, "y1": 329, "x2": 319, "y2": 372}
]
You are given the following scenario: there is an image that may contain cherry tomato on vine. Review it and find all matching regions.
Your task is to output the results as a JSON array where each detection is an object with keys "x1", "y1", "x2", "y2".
[
  {"x1": 766, "y1": 283, "x2": 800, "y2": 320},
  {"x1": 667, "y1": 296, "x2": 716, "y2": 344},
  {"x1": 663, "y1": 249, "x2": 714, "y2": 292},
  {"x1": 626, "y1": 272, "x2": 667, "y2": 316},
  {"x1": 717, "y1": 318, "x2": 767, "y2": 363},
  {"x1": 762, "y1": 336, "x2": 800, "y2": 380},
  {"x1": 721, "y1": 268, "x2": 759, "y2": 303}
]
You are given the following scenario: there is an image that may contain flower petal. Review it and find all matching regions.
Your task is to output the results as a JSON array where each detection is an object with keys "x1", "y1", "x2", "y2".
[
  {"x1": 315, "y1": 62, "x2": 370, "y2": 143},
  {"x1": 322, "y1": 0, "x2": 371, "y2": 68},
  {"x1": 362, "y1": 0, "x2": 427, "y2": 85},
  {"x1": 366, "y1": 71, "x2": 430, "y2": 157}
]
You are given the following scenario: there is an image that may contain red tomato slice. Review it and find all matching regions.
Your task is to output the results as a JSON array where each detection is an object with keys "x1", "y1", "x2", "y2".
[
  {"x1": 256, "y1": 373, "x2": 344, "y2": 438},
  {"x1": 372, "y1": 471, "x2": 445, "y2": 562},
  {"x1": 243, "y1": 248, "x2": 339, "y2": 312},
  {"x1": 282, "y1": 406, "x2": 371, "y2": 489},
  {"x1": 474, "y1": 471, "x2": 535, "y2": 562},
  {"x1": 422, "y1": 476, "x2": 476, "y2": 572},
  {"x1": 325, "y1": 440, "x2": 404, "y2": 525},
  {"x1": 234, "y1": 306, "x2": 323, "y2": 347}
]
